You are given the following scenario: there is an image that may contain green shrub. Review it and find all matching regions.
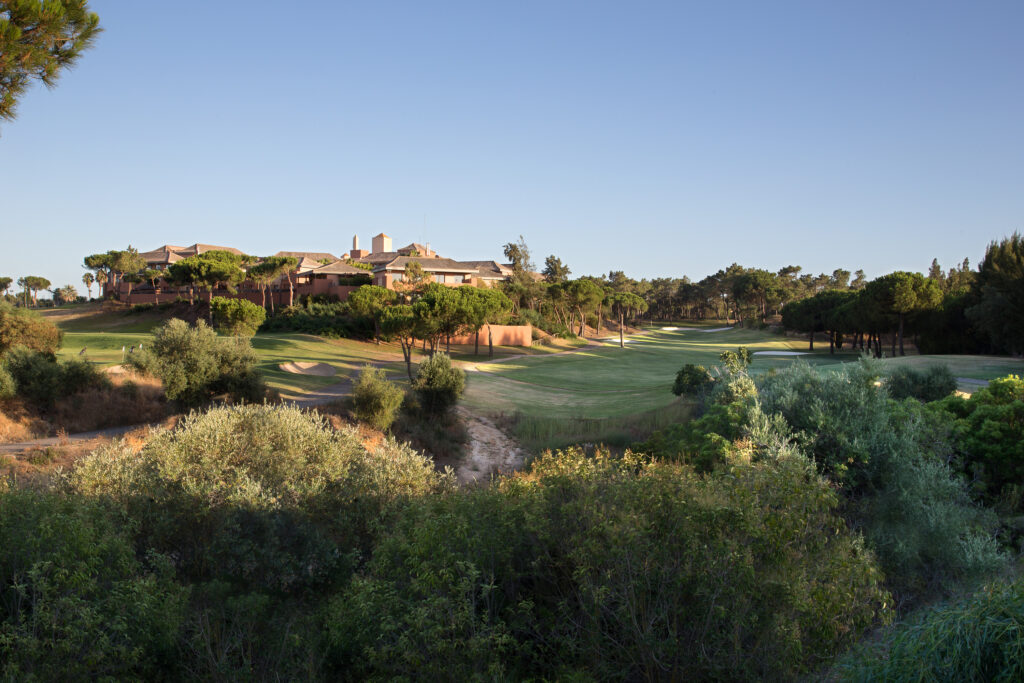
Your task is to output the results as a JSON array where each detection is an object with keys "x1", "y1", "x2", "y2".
[
  {"x1": 210, "y1": 296, "x2": 266, "y2": 337},
  {"x1": 0, "y1": 486, "x2": 185, "y2": 680},
  {"x1": 839, "y1": 578, "x2": 1024, "y2": 681},
  {"x1": 671, "y1": 363, "x2": 714, "y2": 396},
  {"x1": 129, "y1": 318, "x2": 265, "y2": 408},
  {"x1": 709, "y1": 373, "x2": 757, "y2": 405},
  {"x1": 2, "y1": 347, "x2": 108, "y2": 409},
  {"x1": 756, "y1": 359, "x2": 1006, "y2": 600},
  {"x1": 326, "y1": 447, "x2": 889, "y2": 680},
  {"x1": 635, "y1": 401, "x2": 746, "y2": 472},
  {"x1": 351, "y1": 365, "x2": 404, "y2": 430},
  {"x1": 932, "y1": 374, "x2": 1024, "y2": 509},
  {"x1": 70, "y1": 404, "x2": 451, "y2": 593},
  {"x1": 887, "y1": 364, "x2": 957, "y2": 402},
  {"x1": 0, "y1": 365, "x2": 14, "y2": 399},
  {"x1": 0, "y1": 302, "x2": 62, "y2": 357},
  {"x1": 412, "y1": 352, "x2": 465, "y2": 415}
]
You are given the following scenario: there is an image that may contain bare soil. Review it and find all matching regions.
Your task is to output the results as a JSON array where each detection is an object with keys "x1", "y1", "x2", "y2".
[{"x1": 454, "y1": 407, "x2": 525, "y2": 484}]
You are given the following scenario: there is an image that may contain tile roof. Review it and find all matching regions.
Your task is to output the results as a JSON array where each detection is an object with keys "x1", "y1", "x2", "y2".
[
  {"x1": 311, "y1": 260, "x2": 372, "y2": 275},
  {"x1": 275, "y1": 250, "x2": 339, "y2": 262},
  {"x1": 374, "y1": 256, "x2": 479, "y2": 274}
]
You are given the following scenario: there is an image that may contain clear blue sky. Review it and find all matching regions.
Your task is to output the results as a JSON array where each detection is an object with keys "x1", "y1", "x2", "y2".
[{"x1": 2, "y1": 0, "x2": 1022, "y2": 295}]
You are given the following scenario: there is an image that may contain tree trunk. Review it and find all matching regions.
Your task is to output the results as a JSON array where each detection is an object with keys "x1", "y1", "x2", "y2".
[
  {"x1": 808, "y1": 331, "x2": 814, "y2": 351},
  {"x1": 475, "y1": 329, "x2": 480, "y2": 356},
  {"x1": 829, "y1": 331, "x2": 835, "y2": 355},
  {"x1": 446, "y1": 334, "x2": 451, "y2": 354},
  {"x1": 374, "y1": 320, "x2": 380, "y2": 345},
  {"x1": 401, "y1": 340, "x2": 413, "y2": 380},
  {"x1": 890, "y1": 332, "x2": 896, "y2": 358},
  {"x1": 488, "y1": 324, "x2": 494, "y2": 359},
  {"x1": 898, "y1": 313, "x2": 905, "y2": 356},
  {"x1": 288, "y1": 273, "x2": 294, "y2": 307},
  {"x1": 619, "y1": 311, "x2": 625, "y2": 348},
  {"x1": 261, "y1": 285, "x2": 266, "y2": 311}
]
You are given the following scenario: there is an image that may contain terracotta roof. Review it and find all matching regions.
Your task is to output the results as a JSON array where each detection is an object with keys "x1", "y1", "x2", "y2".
[
  {"x1": 374, "y1": 256, "x2": 479, "y2": 274},
  {"x1": 295, "y1": 257, "x2": 325, "y2": 272},
  {"x1": 275, "y1": 250, "x2": 338, "y2": 262},
  {"x1": 396, "y1": 242, "x2": 436, "y2": 257},
  {"x1": 311, "y1": 260, "x2": 371, "y2": 276},
  {"x1": 461, "y1": 260, "x2": 512, "y2": 278},
  {"x1": 141, "y1": 243, "x2": 243, "y2": 262},
  {"x1": 356, "y1": 251, "x2": 400, "y2": 265}
]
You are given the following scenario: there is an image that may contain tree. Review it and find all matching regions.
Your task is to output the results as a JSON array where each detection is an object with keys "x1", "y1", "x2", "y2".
[
  {"x1": 210, "y1": 296, "x2": 266, "y2": 337},
  {"x1": 108, "y1": 247, "x2": 146, "y2": 300},
  {"x1": 351, "y1": 366, "x2": 405, "y2": 431},
  {"x1": 380, "y1": 304, "x2": 418, "y2": 379},
  {"x1": 168, "y1": 251, "x2": 248, "y2": 319},
  {"x1": 0, "y1": 276, "x2": 11, "y2": 300},
  {"x1": 0, "y1": 301, "x2": 61, "y2": 355},
  {"x1": 81, "y1": 271, "x2": 93, "y2": 299},
  {"x1": 864, "y1": 271, "x2": 942, "y2": 356},
  {"x1": 967, "y1": 234, "x2": 1024, "y2": 354},
  {"x1": 0, "y1": 0, "x2": 101, "y2": 123},
  {"x1": 607, "y1": 292, "x2": 647, "y2": 348},
  {"x1": 94, "y1": 268, "x2": 106, "y2": 299},
  {"x1": 413, "y1": 283, "x2": 472, "y2": 354},
  {"x1": 53, "y1": 283, "x2": 77, "y2": 305},
  {"x1": 564, "y1": 278, "x2": 604, "y2": 337},
  {"x1": 541, "y1": 255, "x2": 571, "y2": 284},
  {"x1": 17, "y1": 275, "x2": 50, "y2": 306},
  {"x1": 348, "y1": 285, "x2": 397, "y2": 344},
  {"x1": 141, "y1": 268, "x2": 163, "y2": 304},
  {"x1": 460, "y1": 286, "x2": 512, "y2": 357},
  {"x1": 411, "y1": 352, "x2": 465, "y2": 416}
]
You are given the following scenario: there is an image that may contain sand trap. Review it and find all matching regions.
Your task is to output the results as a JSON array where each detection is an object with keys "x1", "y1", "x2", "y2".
[
  {"x1": 701, "y1": 327, "x2": 734, "y2": 332},
  {"x1": 753, "y1": 351, "x2": 808, "y2": 356},
  {"x1": 661, "y1": 326, "x2": 698, "y2": 331},
  {"x1": 279, "y1": 362, "x2": 336, "y2": 376}
]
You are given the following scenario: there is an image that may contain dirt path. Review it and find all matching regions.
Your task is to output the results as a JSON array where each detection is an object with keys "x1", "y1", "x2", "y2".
[
  {"x1": 0, "y1": 423, "x2": 155, "y2": 455},
  {"x1": 454, "y1": 407, "x2": 525, "y2": 484}
]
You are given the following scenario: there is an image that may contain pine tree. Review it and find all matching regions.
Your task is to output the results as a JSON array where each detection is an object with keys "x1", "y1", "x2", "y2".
[{"x1": 0, "y1": 1, "x2": 101, "y2": 123}]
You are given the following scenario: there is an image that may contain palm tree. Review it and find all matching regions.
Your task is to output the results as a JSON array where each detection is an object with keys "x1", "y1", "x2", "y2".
[
  {"x1": 82, "y1": 272, "x2": 94, "y2": 300},
  {"x1": 95, "y1": 270, "x2": 108, "y2": 299}
]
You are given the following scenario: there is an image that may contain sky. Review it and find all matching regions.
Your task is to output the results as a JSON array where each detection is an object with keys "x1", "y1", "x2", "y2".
[{"x1": 1, "y1": 0, "x2": 1022, "y2": 296}]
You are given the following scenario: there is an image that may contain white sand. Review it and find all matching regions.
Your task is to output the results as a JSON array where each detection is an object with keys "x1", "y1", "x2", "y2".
[
  {"x1": 279, "y1": 361, "x2": 336, "y2": 376},
  {"x1": 701, "y1": 327, "x2": 734, "y2": 332},
  {"x1": 661, "y1": 326, "x2": 698, "y2": 331},
  {"x1": 753, "y1": 351, "x2": 808, "y2": 356}
]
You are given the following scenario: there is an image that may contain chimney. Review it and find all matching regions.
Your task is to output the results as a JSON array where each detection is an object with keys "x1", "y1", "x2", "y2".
[
  {"x1": 349, "y1": 233, "x2": 368, "y2": 260},
  {"x1": 372, "y1": 233, "x2": 392, "y2": 254}
]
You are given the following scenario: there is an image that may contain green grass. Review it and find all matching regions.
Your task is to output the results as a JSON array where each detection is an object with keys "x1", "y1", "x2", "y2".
[{"x1": 463, "y1": 327, "x2": 856, "y2": 418}]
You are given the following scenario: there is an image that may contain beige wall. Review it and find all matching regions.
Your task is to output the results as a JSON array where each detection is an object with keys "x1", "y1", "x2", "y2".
[{"x1": 449, "y1": 324, "x2": 532, "y2": 347}]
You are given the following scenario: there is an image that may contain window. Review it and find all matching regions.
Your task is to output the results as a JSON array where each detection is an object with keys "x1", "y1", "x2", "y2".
[
  {"x1": 392, "y1": 272, "x2": 403, "y2": 282},
  {"x1": 435, "y1": 273, "x2": 447, "y2": 284}
]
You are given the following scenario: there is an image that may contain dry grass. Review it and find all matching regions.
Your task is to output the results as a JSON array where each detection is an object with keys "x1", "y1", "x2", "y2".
[
  {"x1": 50, "y1": 371, "x2": 168, "y2": 434},
  {"x1": 0, "y1": 401, "x2": 47, "y2": 443}
]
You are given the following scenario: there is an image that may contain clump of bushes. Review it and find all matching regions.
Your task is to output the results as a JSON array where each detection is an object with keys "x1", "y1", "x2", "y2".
[
  {"x1": 411, "y1": 352, "x2": 465, "y2": 416},
  {"x1": 326, "y1": 446, "x2": 889, "y2": 680},
  {"x1": 260, "y1": 301, "x2": 371, "y2": 338},
  {"x1": 351, "y1": 365, "x2": 404, "y2": 430},
  {"x1": 129, "y1": 318, "x2": 266, "y2": 408},
  {"x1": 887, "y1": 364, "x2": 957, "y2": 402},
  {"x1": 839, "y1": 578, "x2": 1024, "y2": 681},
  {"x1": 3, "y1": 347, "x2": 108, "y2": 409},
  {"x1": 210, "y1": 296, "x2": 266, "y2": 337},
  {"x1": 0, "y1": 302, "x2": 62, "y2": 356},
  {"x1": 671, "y1": 363, "x2": 714, "y2": 396}
]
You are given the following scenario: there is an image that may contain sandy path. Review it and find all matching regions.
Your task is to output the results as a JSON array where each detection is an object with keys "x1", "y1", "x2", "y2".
[{"x1": 454, "y1": 407, "x2": 525, "y2": 484}]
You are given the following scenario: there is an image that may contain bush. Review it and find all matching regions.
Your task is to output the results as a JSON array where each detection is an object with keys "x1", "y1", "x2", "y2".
[
  {"x1": 325, "y1": 447, "x2": 889, "y2": 680},
  {"x1": 0, "y1": 302, "x2": 62, "y2": 356},
  {"x1": 351, "y1": 365, "x2": 404, "y2": 430},
  {"x1": 839, "y1": 578, "x2": 1024, "y2": 681},
  {"x1": 129, "y1": 318, "x2": 266, "y2": 408},
  {"x1": 3, "y1": 347, "x2": 108, "y2": 409},
  {"x1": 70, "y1": 405, "x2": 452, "y2": 594},
  {"x1": 0, "y1": 365, "x2": 14, "y2": 400},
  {"x1": 671, "y1": 363, "x2": 714, "y2": 396},
  {"x1": 0, "y1": 486, "x2": 185, "y2": 680},
  {"x1": 412, "y1": 352, "x2": 465, "y2": 415},
  {"x1": 210, "y1": 296, "x2": 267, "y2": 337},
  {"x1": 887, "y1": 364, "x2": 957, "y2": 402}
]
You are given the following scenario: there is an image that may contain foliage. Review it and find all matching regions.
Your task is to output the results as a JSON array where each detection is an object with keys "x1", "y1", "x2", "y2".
[
  {"x1": 634, "y1": 401, "x2": 747, "y2": 472},
  {"x1": 351, "y1": 365, "x2": 404, "y2": 430},
  {"x1": 839, "y1": 578, "x2": 1024, "y2": 682},
  {"x1": 210, "y1": 295, "x2": 266, "y2": 337},
  {"x1": 0, "y1": 301, "x2": 62, "y2": 356},
  {"x1": 0, "y1": 363, "x2": 14, "y2": 399},
  {"x1": 326, "y1": 447, "x2": 889, "y2": 680},
  {"x1": 70, "y1": 405, "x2": 449, "y2": 594},
  {"x1": 260, "y1": 301, "x2": 369, "y2": 338},
  {"x1": 0, "y1": 0, "x2": 101, "y2": 123},
  {"x1": 671, "y1": 362, "x2": 714, "y2": 396},
  {"x1": 718, "y1": 345, "x2": 752, "y2": 373},
  {"x1": 0, "y1": 487, "x2": 184, "y2": 680},
  {"x1": 346, "y1": 285, "x2": 396, "y2": 342},
  {"x1": 886, "y1": 364, "x2": 957, "y2": 402},
  {"x1": 128, "y1": 318, "x2": 265, "y2": 408},
  {"x1": 2, "y1": 346, "x2": 107, "y2": 408},
  {"x1": 967, "y1": 233, "x2": 1024, "y2": 354},
  {"x1": 932, "y1": 375, "x2": 1024, "y2": 508},
  {"x1": 756, "y1": 360, "x2": 1006, "y2": 599},
  {"x1": 411, "y1": 351, "x2": 465, "y2": 415}
]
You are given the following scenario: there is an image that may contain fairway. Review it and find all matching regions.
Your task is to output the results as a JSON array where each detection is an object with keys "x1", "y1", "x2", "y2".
[{"x1": 465, "y1": 327, "x2": 852, "y2": 418}]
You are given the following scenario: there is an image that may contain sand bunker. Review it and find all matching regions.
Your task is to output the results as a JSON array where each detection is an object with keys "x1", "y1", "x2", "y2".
[
  {"x1": 661, "y1": 326, "x2": 698, "y2": 331},
  {"x1": 753, "y1": 351, "x2": 808, "y2": 356},
  {"x1": 279, "y1": 362, "x2": 336, "y2": 376},
  {"x1": 701, "y1": 327, "x2": 735, "y2": 332}
]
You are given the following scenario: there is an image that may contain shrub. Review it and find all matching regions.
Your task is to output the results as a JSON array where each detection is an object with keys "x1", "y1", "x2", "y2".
[
  {"x1": 839, "y1": 578, "x2": 1024, "y2": 681},
  {"x1": 887, "y1": 364, "x2": 957, "y2": 402},
  {"x1": 0, "y1": 365, "x2": 14, "y2": 400},
  {"x1": 0, "y1": 487, "x2": 185, "y2": 680},
  {"x1": 3, "y1": 347, "x2": 108, "y2": 409},
  {"x1": 671, "y1": 363, "x2": 714, "y2": 396},
  {"x1": 351, "y1": 365, "x2": 404, "y2": 430},
  {"x1": 412, "y1": 352, "x2": 465, "y2": 415},
  {"x1": 129, "y1": 318, "x2": 265, "y2": 408},
  {"x1": 70, "y1": 404, "x2": 451, "y2": 593},
  {"x1": 709, "y1": 373, "x2": 757, "y2": 405},
  {"x1": 0, "y1": 302, "x2": 62, "y2": 357},
  {"x1": 325, "y1": 447, "x2": 889, "y2": 680},
  {"x1": 210, "y1": 296, "x2": 266, "y2": 337}
]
